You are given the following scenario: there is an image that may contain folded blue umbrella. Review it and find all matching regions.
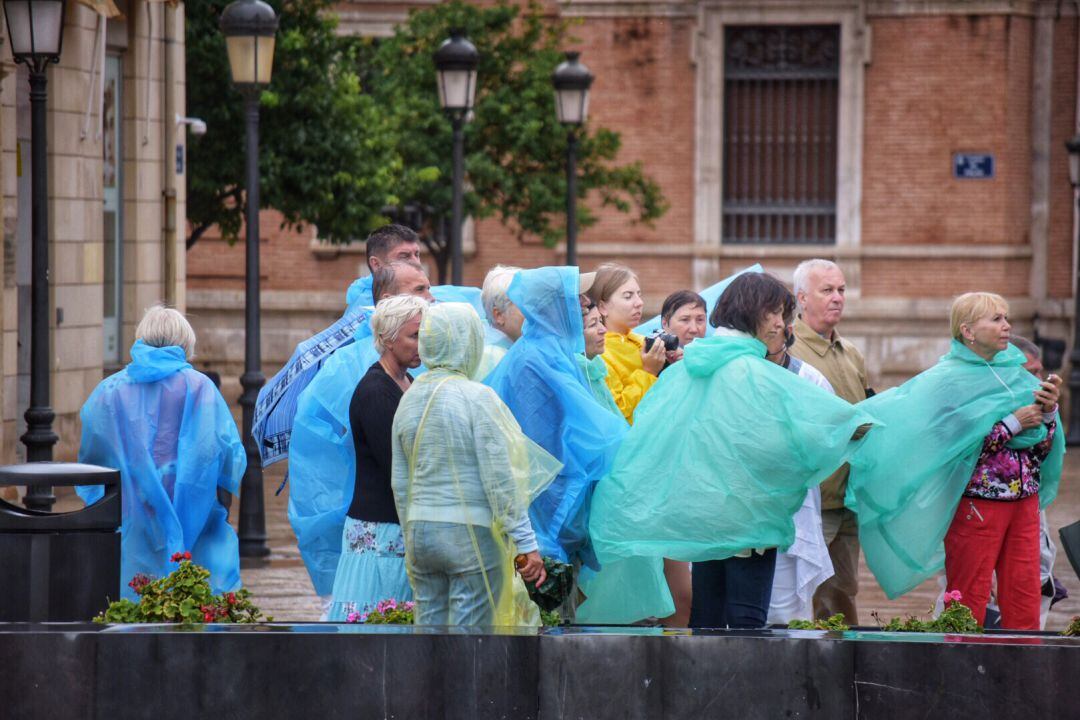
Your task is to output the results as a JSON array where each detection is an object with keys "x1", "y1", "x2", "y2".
[{"x1": 252, "y1": 276, "x2": 375, "y2": 467}]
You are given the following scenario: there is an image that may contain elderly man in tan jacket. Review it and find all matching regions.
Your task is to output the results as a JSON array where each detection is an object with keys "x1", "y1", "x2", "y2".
[{"x1": 789, "y1": 259, "x2": 869, "y2": 624}]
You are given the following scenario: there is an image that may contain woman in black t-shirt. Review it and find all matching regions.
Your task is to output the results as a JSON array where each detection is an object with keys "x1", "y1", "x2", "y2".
[{"x1": 326, "y1": 295, "x2": 426, "y2": 622}]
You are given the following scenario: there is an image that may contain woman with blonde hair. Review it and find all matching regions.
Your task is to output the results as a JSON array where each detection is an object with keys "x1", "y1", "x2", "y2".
[
  {"x1": 587, "y1": 263, "x2": 671, "y2": 423},
  {"x1": 77, "y1": 305, "x2": 245, "y2": 597},
  {"x1": 847, "y1": 292, "x2": 1064, "y2": 628},
  {"x1": 326, "y1": 295, "x2": 427, "y2": 621}
]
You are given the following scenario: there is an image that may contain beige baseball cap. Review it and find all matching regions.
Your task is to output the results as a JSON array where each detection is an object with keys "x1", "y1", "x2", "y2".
[{"x1": 578, "y1": 271, "x2": 597, "y2": 296}]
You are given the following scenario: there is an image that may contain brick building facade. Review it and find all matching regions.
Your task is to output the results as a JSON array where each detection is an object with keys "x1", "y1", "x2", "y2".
[
  {"x1": 0, "y1": 0, "x2": 187, "y2": 464},
  {"x1": 188, "y1": 0, "x2": 1079, "y2": 402}
]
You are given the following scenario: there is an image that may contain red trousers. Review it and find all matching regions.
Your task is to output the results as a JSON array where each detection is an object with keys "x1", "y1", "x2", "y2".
[{"x1": 944, "y1": 494, "x2": 1041, "y2": 630}]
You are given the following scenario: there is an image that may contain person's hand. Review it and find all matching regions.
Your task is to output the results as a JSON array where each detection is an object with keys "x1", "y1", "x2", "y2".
[
  {"x1": 641, "y1": 340, "x2": 667, "y2": 376},
  {"x1": 1013, "y1": 404, "x2": 1043, "y2": 430},
  {"x1": 516, "y1": 551, "x2": 547, "y2": 586},
  {"x1": 665, "y1": 347, "x2": 684, "y2": 365},
  {"x1": 1034, "y1": 375, "x2": 1061, "y2": 413}
]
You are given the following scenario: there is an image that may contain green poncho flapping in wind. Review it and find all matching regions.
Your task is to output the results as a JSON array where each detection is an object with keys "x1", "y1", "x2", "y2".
[
  {"x1": 582, "y1": 332, "x2": 878, "y2": 622},
  {"x1": 846, "y1": 340, "x2": 1065, "y2": 599}
]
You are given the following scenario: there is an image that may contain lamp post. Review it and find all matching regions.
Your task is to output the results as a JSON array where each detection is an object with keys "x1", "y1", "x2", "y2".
[
  {"x1": 221, "y1": 0, "x2": 277, "y2": 557},
  {"x1": 434, "y1": 31, "x2": 478, "y2": 286},
  {"x1": 552, "y1": 52, "x2": 593, "y2": 267},
  {"x1": 5, "y1": 0, "x2": 67, "y2": 511},
  {"x1": 1065, "y1": 134, "x2": 1080, "y2": 445}
]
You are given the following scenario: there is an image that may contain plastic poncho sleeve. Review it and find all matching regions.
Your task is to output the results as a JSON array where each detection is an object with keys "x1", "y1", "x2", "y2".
[
  {"x1": 846, "y1": 341, "x2": 1065, "y2": 599},
  {"x1": 473, "y1": 395, "x2": 539, "y2": 553},
  {"x1": 601, "y1": 332, "x2": 657, "y2": 424}
]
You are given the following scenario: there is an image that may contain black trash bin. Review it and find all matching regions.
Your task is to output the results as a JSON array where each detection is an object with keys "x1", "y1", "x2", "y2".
[{"x1": 0, "y1": 462, "x2": 121, "y2": 622}]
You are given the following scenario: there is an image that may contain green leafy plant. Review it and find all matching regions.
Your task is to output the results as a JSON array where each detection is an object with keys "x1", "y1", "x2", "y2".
[
  {"x1": 1062, "y1": 616, "x2": 1080, "y2": 637},
  {"x1": 871, "y1": 591, "x2": 982, "y2": 634},
  {"x1": 788, "y1": 613, "x2": 850, "y2": 631},
  {"x1": 94, "y1": 553, "x2": 267, "y2": 624},
  {"x1": 346, "y1": 599, "x2": 416, "y2": 624},
  {"x1": 540, "y1": 609, "x2": 562, "y2": 627}
]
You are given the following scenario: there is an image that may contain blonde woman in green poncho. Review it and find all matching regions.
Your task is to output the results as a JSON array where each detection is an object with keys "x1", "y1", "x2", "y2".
[
  {"x1": 846, "y1": 292, "x2": 1064, "y2": 625},
  {"x1": 390, "y1": 302, "x2": 562, "y2": 626}
]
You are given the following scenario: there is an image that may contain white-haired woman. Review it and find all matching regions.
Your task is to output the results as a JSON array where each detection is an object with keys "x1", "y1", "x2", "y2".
[
  {"x1": 77, "y1": 305, "x2": 246, "y2": 598},
  {"x1": 326, "y1": 294, "x2": 427, "y2": 621},
  {"x1": 476, "y1": 265, "x2": 524, "y2": 380}
]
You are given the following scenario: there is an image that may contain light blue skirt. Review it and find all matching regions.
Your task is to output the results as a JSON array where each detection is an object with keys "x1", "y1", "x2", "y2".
[{"x1": 326, "y1": 517, "x2": 413, "y2": 621}]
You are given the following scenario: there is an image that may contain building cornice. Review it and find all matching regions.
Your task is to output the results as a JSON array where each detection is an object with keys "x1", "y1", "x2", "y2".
[{"x1": 559, "y1": 0, "x2": 1072, "y2": 19}]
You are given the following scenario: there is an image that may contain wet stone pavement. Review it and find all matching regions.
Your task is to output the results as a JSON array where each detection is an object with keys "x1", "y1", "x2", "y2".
[{"x1": 237, "y1": 456, "x2": 1080, "y2": 630}]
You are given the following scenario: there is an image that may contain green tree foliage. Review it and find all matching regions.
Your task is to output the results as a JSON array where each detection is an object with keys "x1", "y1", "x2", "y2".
[
  {"x1": 186, "y1": 0, "x2": 666, "y2": 279},
  {"x1": 186, "y1": 0, "x2": 397, "y2": 248}
]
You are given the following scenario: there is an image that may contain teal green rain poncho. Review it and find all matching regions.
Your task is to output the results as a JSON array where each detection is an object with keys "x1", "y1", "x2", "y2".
[
  {"x1": 583, "y1": 331, "x2": 877, "y2": 621},
  {"x1": 575, "y1": 354, "x2": 622, "y2": 418},
  {"x1": 484, "y1": 267, "x2": 629, "y2": 569},
  {"x1": 846, "y1": 340, "x2": 1065, "y2": 599},
  {"x1": 76, "y1": 340, "x2": 245, "y2": 598}
]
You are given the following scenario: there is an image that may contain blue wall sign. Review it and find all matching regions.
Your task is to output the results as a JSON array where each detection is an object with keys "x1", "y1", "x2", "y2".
[
  {"x1": 953, "y1": 153, "x2": 995, "y2": 179},
  {"x1": 176, "y1": 144, "x2": 185, "y2": 175}
]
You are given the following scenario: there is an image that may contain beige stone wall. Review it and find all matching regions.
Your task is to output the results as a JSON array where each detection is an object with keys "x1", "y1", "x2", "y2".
[{"x1": 0, "y1": 1, "x2": 186, "y2": 464}]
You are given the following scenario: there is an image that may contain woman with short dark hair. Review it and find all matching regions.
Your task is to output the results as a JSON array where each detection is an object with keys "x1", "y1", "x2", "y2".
[
  {"x1": 586, "y1": 273, "x2": 877, "y2": 627},
  {"x1": 660, "y1": 290, "x2": 707, "y2": 349}
]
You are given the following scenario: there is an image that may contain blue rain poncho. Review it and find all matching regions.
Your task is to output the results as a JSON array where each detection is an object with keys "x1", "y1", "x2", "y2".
[
  {"x1": 484, "y1": 267, "x2": 629, "y2": 569},
  {"x1": 253, "y1": 275, "x2": 374, "y2": 466},
  {"x1": 582, "y1": 331, "x2": 877, "y2": 622},
  {"x1": 392, "y1": 303, "x2": 562, "y2": 626},
  {"x1": 76, "y1": 340, "x2": 246, "y2": 599},
  {"x1": 846, "y1": 340, "x2": 1065, "y2": 599},
  {"x1": 288, "y1": 284, "x2": 490, "y2": 596}
]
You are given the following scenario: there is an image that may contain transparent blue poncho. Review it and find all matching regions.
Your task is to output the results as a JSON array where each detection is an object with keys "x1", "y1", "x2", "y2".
[
  {"x1": 846, "y1": 340, "x2": 1065, "y2": 599},
  {"x1": 484, "y1": 267, "x2": 629, "y2": 569},
  {"x1": 287, "y1": 284, "x2": 490, "y2": 596},
  {"x1": 76, "y1": 340, "x2": 246, "y2": 599},
  {"x1": 581, "y1": 332, "x2": 878, "y2": 622}
]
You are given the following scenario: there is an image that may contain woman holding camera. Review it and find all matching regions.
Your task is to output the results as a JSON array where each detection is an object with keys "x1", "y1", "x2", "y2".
[
  {"x1": 587, "y1": 273, "x2": 876, "y2": 627},
  {"x1": 846, "y1": 292, "x2": 1064, "y2": 629},
  {"x1": 587, "y1": 263, "x2": 673, "y2": 424},
  {"x1": 660, "y1": 290, "x2": 708, "y2": 348}
]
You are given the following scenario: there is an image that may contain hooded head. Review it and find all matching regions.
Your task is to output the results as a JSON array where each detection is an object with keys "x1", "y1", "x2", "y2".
[
  {"x1": 418, "y1": 302, "x2": 485, "y2": 378},
  {"x1": 507, "y1": 266, "x2": 585, "y2": 356}
]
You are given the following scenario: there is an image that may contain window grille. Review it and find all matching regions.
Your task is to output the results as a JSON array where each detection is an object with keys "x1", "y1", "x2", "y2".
[{"x1": 722, "y1": 25, "x2": 840, "y2": 244}]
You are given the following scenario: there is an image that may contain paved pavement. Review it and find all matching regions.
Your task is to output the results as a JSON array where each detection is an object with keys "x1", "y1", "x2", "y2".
[{"x1": 237, "y1": 456, "x2": 1080, "y2": 629}]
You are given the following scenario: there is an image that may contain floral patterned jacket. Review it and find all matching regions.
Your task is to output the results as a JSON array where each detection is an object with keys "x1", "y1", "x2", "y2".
[{"x1": 964, "y1": 410, "x2": 1057, "y2": 501}]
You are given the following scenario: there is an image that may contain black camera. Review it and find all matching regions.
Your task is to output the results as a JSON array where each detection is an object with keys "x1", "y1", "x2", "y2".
[{"x1": 644, "y1": 330, "x2": 680, "y2": 352}]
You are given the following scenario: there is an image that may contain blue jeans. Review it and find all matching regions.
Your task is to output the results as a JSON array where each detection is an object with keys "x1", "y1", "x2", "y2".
[
  {"x1": 689, "y1": 549, "x2": 777, "y2": 629},
  {"x1": 405, "y1": 521, "x2": 504, "y2": 626}
]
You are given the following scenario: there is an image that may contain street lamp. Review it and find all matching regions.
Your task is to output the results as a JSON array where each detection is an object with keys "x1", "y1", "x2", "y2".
[
  {"x1": 5, "y1": 0, "x2": 67, "y2": 511},
  {"x1": 221, "y1": 0, "x2": 277, "y2": 558},
  {"x1": 434, "y1": 31, "x2": 478, "y2": 286},
  {"x1": 1065, "y1": 134, "x2": 1080, "y2": 445},
  {"x1": 552, "y1": 51, "x2": 593, "y2": 267}
]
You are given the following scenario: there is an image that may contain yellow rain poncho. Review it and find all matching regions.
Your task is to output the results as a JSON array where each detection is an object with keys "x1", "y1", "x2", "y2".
[{"x1": 391, "y1": 303, "x2": 562, "y2": 626}]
